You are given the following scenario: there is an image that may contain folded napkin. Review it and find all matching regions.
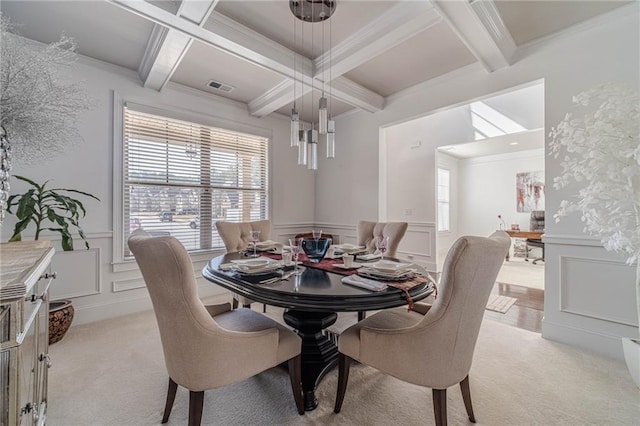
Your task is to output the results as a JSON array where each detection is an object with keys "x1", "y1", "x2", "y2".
[
  {"x1": 357, "y1": 253, "x2": 382, "y2": 261},
  {"x1": 250, "y1": 240, "x2": 284, "y2": 254},
  {"x1": 341, "y1": 275, "x2": 387, "y2": 292}
]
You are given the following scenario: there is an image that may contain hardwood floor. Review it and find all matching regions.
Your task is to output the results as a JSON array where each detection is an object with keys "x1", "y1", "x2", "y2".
[{"x1": 484, "y1": 282, "x2": 544, "y2": 333}]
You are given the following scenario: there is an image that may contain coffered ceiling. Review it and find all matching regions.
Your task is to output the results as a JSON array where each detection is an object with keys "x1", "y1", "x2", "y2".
[{"x1": 0, "y1": 0, "x2": 631, "y2": 123}]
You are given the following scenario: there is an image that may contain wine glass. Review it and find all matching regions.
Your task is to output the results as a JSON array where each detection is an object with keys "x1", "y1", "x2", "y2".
[
  {"x1": 289, "y1": 238, "x2": 303, "y2": 275},
  {"x1": 375, "y1": 236, "x2": 389, "y2": 258},
  {"x1": 312, "y1": 229, "x2": 322, "y2": 240},
  {"x1": 249, "y1": 230, "x2": 261, "y2": 258}
]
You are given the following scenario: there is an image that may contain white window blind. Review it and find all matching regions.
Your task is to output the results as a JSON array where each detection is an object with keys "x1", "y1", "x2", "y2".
[
  {"x1": 437, "y1": 168, "x2": 450, "y2": 232},
  {"x1": 123, "y1": 106, "x2": 268, "y2": 257}
]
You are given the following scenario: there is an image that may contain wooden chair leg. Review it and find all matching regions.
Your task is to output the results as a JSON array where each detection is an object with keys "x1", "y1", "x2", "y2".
[
  {"x1": 288, "y1": 355, "x2": 305, "y2": 415},
  {"x1": 432, "y1": 388, "x2": 447, "y2": 426},
  {"x1": 460, "y1": 375, "x2": 476, "y2": 423},
  {"x1": 263, "y1": 304, "x2": 267, "y2": 313},
  {"x1": 334, "y1": 353, "x2": 352, "y2": 413},
  {"x1": 188, "y1": 391, "x2": 204, "y2": 426},
  {"x1": 232, "y1": 298, "x2": 238, "y2": 310},
  {"x1": 161, "y1": 378, "x2": 178, "y2": 423},
  {"x1": 357, "y1": 311, "x2": 366, "y2": 321}
]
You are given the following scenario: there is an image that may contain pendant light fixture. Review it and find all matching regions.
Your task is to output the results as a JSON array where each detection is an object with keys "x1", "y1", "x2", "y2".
[
  {"x1": 289, "y1": 0, "x2": 337, "y2": 170},
  {"x1": 290, "y1": 14, "x2": 299, "y2": 147}
]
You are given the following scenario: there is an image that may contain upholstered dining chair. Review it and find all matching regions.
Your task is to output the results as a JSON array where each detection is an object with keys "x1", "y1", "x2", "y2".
[
  {"x1": 334, "y1": 231, "x2": 510, "y2": 426},
  {"x1": 356, "y1": 221, "x2": 408, "y2": 320},
  {"x1": 128, "y1": 230, "x2": 304, "y2": 426},
  {"x1": 357, "y1": 220, "x2": 408, "y2": 258},
  {"x1": 216, "y1": 220, "x2": 272, "y2": 310}
]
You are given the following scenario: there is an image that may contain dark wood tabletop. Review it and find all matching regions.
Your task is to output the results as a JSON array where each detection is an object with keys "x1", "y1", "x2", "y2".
[{"x1": 202, "y1": 252, "x2": 433, "y2": 312}]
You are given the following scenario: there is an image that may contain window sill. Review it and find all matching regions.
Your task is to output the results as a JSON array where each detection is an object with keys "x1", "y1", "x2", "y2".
[{"x1": 112, "y1": 248, "x2": 227, "y2": 273}]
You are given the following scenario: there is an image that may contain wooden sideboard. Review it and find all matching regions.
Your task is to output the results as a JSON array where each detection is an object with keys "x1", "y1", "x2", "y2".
[{"x1": 1, "y1": 241, "x2": 55, "y2": 426}]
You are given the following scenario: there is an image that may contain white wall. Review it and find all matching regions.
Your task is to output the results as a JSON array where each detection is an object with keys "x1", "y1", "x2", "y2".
[
  {"x1": 457, "y1": 148, "x2": 545, "y2": 237},
  {"x1": 317, "y1": 5, "x2": 639, "y2": 358},
  {"x1": 1, "y1": 45, "x2": 317, "y2": 325}
]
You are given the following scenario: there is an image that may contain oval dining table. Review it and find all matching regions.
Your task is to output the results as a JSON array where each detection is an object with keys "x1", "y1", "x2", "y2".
[{"x1": 203, "y1": 252, "x2": 434, "y2": 411}]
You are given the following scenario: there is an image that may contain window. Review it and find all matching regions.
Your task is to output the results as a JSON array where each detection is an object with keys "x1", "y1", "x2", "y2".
[
  {"x1": 437, "y1": 168, "x2": 450, "y2": 232},
  {"x1": 122, "y1": 106, "x2": 268, "y2": 258}
]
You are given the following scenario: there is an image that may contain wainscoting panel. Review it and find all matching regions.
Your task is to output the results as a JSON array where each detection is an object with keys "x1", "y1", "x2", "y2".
[
  {"x1": 559, "y1": 256, "x2": 637, "y2": 327},
  {"x1": 112, "y1": 277, "x2": 146, "y2": 293},
  {"x1": 51, "y1": 248, "x2": 101, "y2": 299}
]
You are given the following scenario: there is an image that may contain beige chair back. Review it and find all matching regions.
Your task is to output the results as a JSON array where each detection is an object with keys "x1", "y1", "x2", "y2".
[
  {"x1": 357, "y1": 221, "x2": 408, "y2": 257},
  {"x1": 216, "y1": 220, "x2": 272, "y2": 253},
  {"x1": 128, "y1": 230, "x2": 279, "y2": 390},
  {"x1": 416, "y1": 231, "x2": 510, "y2": 387}
]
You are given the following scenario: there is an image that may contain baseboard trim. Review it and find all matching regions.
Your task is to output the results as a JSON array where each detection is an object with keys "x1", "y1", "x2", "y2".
[{"x1": 542, "y1": 318, "x2": 627, "y2": 360}]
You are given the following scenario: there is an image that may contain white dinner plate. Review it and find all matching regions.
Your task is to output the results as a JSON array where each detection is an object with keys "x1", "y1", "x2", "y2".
[
  {"x1": 230, "y1": 258, "x2": 275, "y2": 269},
  {"x1": 233, "y1": 262, "x2": 282, "y2": 276},
  {"x1": 368, "y1": 260, "x2": 414, "y2": 273}
]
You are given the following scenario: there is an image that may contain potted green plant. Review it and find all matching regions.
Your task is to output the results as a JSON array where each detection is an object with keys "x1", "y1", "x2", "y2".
[{"x1": 6, "y1": 175, "x2": 100, "y2": 343}]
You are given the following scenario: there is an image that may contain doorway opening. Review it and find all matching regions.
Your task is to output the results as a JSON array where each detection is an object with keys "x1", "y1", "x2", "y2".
[{"x1": 380, "y1": 80, "x2": 544, "y2": 332}]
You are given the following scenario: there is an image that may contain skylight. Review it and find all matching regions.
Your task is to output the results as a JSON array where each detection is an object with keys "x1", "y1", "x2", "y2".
[{"x1": 471, "y1": 101, "x2": 527, "y2": 140}]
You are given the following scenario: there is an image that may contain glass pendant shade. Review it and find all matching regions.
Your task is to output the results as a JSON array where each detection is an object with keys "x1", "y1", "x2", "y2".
[
  {"x1": 308, "y1": 141, "x2": 318, "y2": 170},
  {"x1": 307, "y1": 129, "x2": 318, "y2": 170},
  {"x1": 290, "y1": 108, "x2": 299, "y2": 147},
  {"x1": 326, "y1": 120, "x2": 335, "y2": 158},
  {"x1": 298, "y1": 129, "x2": 308, "y2": 165},
  {"x1": 318, "y1": 97, "x2": 328, "y2": 134}
]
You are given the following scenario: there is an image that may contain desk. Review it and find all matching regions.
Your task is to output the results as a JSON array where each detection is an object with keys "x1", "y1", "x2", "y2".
[
  {"x1": 203, "y1": 253, "x2": 433, "y2": 411},
  {"x1": 505, "y1": 230, "x2": 543, "y2": 239},
  {"x1": 505, "y1": 230, "x2": 543, "y2": 261}
]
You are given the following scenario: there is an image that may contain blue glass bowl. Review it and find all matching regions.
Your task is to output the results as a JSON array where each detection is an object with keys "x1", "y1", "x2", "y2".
[{"x1": 301, "y1": 237, "x2": 332, "y2": 263}]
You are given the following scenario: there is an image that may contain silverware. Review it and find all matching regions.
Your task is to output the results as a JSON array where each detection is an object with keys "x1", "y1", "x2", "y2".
[{"x1": 259, "y1": 271, "x2": 294, "y2": 285}]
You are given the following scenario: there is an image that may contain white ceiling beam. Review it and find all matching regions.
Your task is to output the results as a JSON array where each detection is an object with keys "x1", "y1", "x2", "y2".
[
  {"x1": 138, "y1": 0, "x2": 218, "y2": 91},
  {"x1": 432, "y1": 0, "x2": 516, "y2": 72},
  {"x1": 251, "y1": 2, "x2": 438, "y2": 118},
  {"x1": 209, "y1": 12, "x2": 384, "y2": 115},
  {"x1": 249, "y1": 80, "x2": 311, "y2": 118},
  {"x1": 109, "y1": 0, "x2": 310, "y2": 79},
  {"x1": 314, "y1": 2, "x2": 442, "y2": 79},
  {"x1": 108, "y1": 1, "x2": 382, "y2": 117}
]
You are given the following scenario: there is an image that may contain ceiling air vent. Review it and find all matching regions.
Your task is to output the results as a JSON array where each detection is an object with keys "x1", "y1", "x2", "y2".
[{"x1": 207, "y1": 79, "x2": 234, "y2": 93}]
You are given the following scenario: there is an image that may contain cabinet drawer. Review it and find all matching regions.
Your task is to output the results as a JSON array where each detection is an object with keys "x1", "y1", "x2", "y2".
[{"x1": 0, "y1": 275, "x2": 53, "y2": 350}]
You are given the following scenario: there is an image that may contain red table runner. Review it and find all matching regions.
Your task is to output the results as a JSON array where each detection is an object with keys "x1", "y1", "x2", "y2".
[{"x1": 259, "y1": 251, "x2": 430, "y2": 309}]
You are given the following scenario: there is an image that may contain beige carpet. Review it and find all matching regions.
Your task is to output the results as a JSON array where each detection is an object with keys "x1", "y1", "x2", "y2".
[
  {"x1": 47, "y1": 299, "x2": 639, "y2": 425},
  {"x1": 485, "y1": 295, "x2": 517, "y2": 313},
  {"x1": 496, "y1": 257, "x2": 544, "y2": 290}
]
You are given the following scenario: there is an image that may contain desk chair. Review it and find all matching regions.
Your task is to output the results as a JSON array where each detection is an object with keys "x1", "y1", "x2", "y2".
[
  {"x1": 526, "y1": 211, "x2": 544, "y2": 264},
  {"x1": 128, "y1": 230, "x2": 304, "y2": 425},
  {"x1": 334, "y1": 231, "x2": 510, "y2": 426}
]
